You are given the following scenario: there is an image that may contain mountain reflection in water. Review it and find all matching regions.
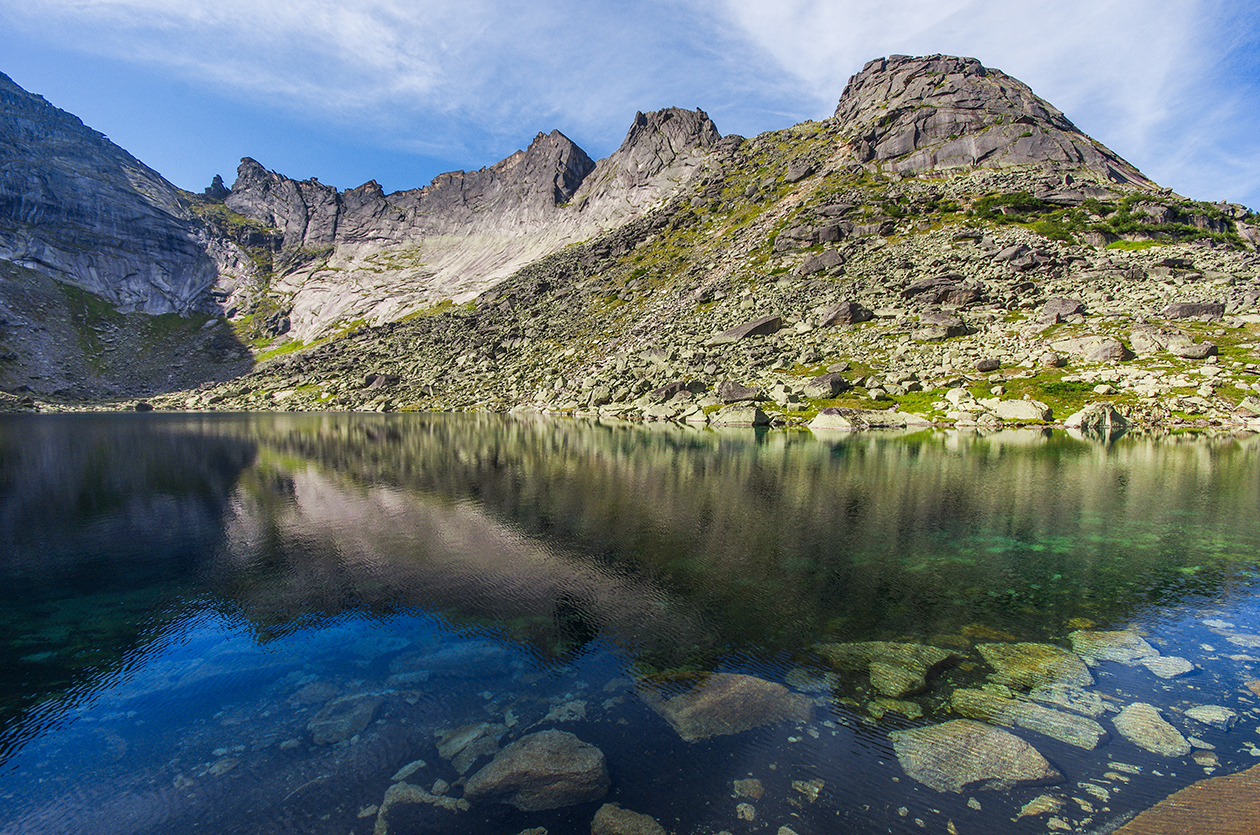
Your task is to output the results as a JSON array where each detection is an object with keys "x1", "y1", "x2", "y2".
[{"x1": 2, "y1": 413, "x2": 1260, "y2": 835}]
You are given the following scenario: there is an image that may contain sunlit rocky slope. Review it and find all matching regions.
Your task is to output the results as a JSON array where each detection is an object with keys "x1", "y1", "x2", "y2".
[{"x1": 3, "y1": 54, "x2": 1260, "y2": 427}]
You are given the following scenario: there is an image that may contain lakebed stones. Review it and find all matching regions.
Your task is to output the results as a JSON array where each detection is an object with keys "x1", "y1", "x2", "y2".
[
  {"x1": 307, "y1": 693, "x2": 384, "y2": 745},
  {"x1": 1113, "y1": 703, "x2": 1191, "y2": 758},
  {"x1": 977, "y1": 642, "x2": 1092, "y2": 690},
  {"x1": 890, "y1": 719, "x2": 1062, "y2": 793},
  {"x1": 437, "y1": 722, "x2": 508, "y2": 774},
  {"x1": 373, "y1": 782, "x2": 468, "y2": 835},
  {"x1": 1069, "y1": 629, "x2": 1195, "y2": 679},
  {"x1": 1185, "y1": 705, "x2": 1238, "y2": 731},
  {"x1": 638, "y1": 672, "x2": 813, "y2": 741},
  {"x1": 591, "y1": 803, "x2": 668, "y2": 835},
  {"x1": 1029, "y1": 683, "x2": 1106, "y2": 718},
  {"x1": 813, "y1": 641, "x2": 959, "y2": 698},
  {"x1": 950, "y1": 688, "x2": 1108, "y2": 749},
  {"x1": 462, "y1": 730, "x2": 609, "y2": 811}
]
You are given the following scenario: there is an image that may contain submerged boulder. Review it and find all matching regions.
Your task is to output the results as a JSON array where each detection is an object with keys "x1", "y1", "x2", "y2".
[
  {"x1": 463, "y1": 730, "x2": 609, "y2": 811},
  {"x1": 591, "y1": 803, "x2": 669, "y2": 835},
  {"x1": 951, "y1": 688, "x2": 1108, "y2": 749},
  {"x1": 638, "y1": 672, "x2": 813, "y2": 741},
  {"x1": 814, "y1": 641, "x2": 959, "y2": 698},
  {"x1": 977, "y1": 642, "x2": 1092, "y2": 689},
  {"x1": 1113, "y1": 703, "x2": 1191, "y2": 758},
  {"x1": 890, "y1": 719, "x2": 1062, "y2": 793},
  {"x1": 307, "y1": 693, "x2": 384, "y2": 745}
]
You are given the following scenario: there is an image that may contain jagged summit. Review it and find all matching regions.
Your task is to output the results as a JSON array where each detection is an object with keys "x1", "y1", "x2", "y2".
[{"x1": 833, "y1": 54, "x2": 1151, "y2": 188}]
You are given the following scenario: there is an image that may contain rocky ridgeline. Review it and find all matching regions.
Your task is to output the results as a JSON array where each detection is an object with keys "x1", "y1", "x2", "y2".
[{"x1": 3, "y1": 55, "x2": 1260, "y2": 426}]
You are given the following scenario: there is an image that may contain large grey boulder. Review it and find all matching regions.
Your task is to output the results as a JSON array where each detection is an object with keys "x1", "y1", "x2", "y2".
[
  {"x1": 1050, "y1": 335, "x2": 1131, "y2": 363},
  {"x1": 462, "y1": 730, "x2": 610, "y2": 811},
  {"x1": 819, "y1": 301, "x2": 873, "y2": 327},
  {"x1": 803, "y1": 372, "x2": 851, "y2": 399},
  {"x1": 717, "y1": 380, "x2": 764, "y2": 403},
  {"x1": 1161, "y1": 301, "x2": 1224, "y2": 319},
  {"x1": 1065, "y1": 403, "x2": 1128, "y2": 433},
  {"x1": 710, "y1": 404, "x2": 769, "y2": 427},
  {"x1": 1039, "y1": 297, "x2": 1085, "y2": 323},
  {"x1": 705, "y1": 316, "x2": 783, "y2": 346},
  {"x1": 890, "y1": 719, "x2": 1062, "y2": 793}
]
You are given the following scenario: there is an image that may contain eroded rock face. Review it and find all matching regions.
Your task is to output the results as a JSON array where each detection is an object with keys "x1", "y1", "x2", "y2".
[
  {"x1": 833, "y1": 55, "x2": 1151, "y2": 184},
  {"x1": 890, "y1": 719, "x2": 1062, "y2": 793},
  {"x1": 0, "y1": 71, "x2": 233, "y2": 314},
  {"x1": 637, "y1": 672, "x2": 813, "y2": 741},
  {"x1": 462, "y1": 730, "x2": 609, "y2": 811}
]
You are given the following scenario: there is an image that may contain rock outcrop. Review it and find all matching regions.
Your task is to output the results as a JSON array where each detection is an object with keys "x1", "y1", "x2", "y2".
[{"x1": 833, "y1": 54, "x2": 1152, "y2": 186}]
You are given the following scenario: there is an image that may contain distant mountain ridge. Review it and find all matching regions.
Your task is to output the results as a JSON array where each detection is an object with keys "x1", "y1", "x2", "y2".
[{"x1": 3, "y1": 54, "x2": 1259, "y2": 420}]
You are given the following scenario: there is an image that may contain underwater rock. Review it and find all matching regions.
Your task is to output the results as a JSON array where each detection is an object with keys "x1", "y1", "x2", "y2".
[
  {"x1": 591, "y1": 803, "x2": 668, "y2": 835},
  {"x1": 1070, "y1": 629, "x2": 1195, "y2": 678},
  {"x1": 977, "y1": 642, "x2": 1092, "y2": 689},
  {"x1": 813, "y1": 642, "x2": 960, "y2": 698},
  {"x1": 373, "y1": 782, "x2": 468, "y2": 835},
  {"x1": 638, "y1": 672, "x2": 813, "y2": 741},
  {"x1": 1028, "y1": 683, "x2": 1106, "y2": 718},
  {"x1": 951, "y1": 688, "x2": 1108, "y2": 749},
  {"x1": 1141, "y1": 655, "x2": 1196, "y2": 678},
  {"x1": 733, "y1": 778, "x2": 764, "y2": 799},
  {"x1": 1113, "y1": 703, "x2": 1191, "y2": 758},
  {"x1": 890, "y1": 719, "x2": 1062, "y2": 793},
  {"x1": 1185, "y1": 705, "x2": 1238, "y2": 731},
  {"x1": 436, "y1": 723, "x2": 507, "y2": 775},
  {"x1": 389, "y1": 642, "x2": 511, "y2": 679},
  {"x1": 463, "y1": 730, "x2": 610, "y2": 811},
  {"x1": 1114, "y1": 762, "x2": 1260, "y2": 834},
  {"x1": 1069, "y1": 629, "x2": 1157, "y2": 664},
  {"x1": 307, "y1": 693, "x2": 384, "y2": 745}
]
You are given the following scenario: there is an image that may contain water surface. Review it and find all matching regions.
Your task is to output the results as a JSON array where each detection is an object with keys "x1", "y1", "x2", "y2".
[{"x1": 2, "y1": 414, "x2": 1260, "y2": 834}]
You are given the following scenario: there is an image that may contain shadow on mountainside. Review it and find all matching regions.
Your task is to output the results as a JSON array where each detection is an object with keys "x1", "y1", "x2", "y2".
[{"x1": 0, "y1": 260, "x2": 253, "y2": 400}]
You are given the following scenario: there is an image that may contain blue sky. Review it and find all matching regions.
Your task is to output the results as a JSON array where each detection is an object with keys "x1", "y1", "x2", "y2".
[{"x1": 3, "y1": 1, "x2": 1258, "y2": 209}]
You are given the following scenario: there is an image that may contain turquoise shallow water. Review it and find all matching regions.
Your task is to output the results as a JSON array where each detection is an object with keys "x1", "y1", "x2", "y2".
[{"x1": 2, "y1": 413, "x2": 1260, "y2": 834}]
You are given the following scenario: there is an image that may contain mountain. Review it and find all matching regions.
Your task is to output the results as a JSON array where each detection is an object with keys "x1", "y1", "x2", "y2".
[
  {"x1": 220, "y1": 107, "x2": 722, "y2": 341},
  {"x1": 2, "y1": 55, "x2": 1260, "y2": 429}
]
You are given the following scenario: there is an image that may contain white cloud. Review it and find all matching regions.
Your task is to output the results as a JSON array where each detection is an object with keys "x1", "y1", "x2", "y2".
[{"x1": 5, "y1": 0, "x2": 1258, "y2": 205}]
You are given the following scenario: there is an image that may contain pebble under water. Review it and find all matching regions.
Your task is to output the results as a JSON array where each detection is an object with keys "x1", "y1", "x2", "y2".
[{"x1": 2, "y1": 413, "x2": 1260, "y2": 835}]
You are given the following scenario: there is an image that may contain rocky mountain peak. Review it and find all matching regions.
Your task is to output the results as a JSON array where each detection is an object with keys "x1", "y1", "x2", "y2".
[{"x1": 833, "y1": 54, "x2": 1150, "y2": 186}]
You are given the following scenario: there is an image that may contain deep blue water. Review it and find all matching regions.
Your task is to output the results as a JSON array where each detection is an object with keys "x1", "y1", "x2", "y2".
[{"x1": 2, "y1": 413, "x2": 1259, "y2": 834}]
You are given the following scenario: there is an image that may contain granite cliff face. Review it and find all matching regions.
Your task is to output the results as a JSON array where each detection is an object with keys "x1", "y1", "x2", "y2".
[
  {"x1": 0, "y1": 71, "x2": 250, "y2": 315},
  {"x1": 221, "y1": 107, "x2": 721, "y2": 340}
]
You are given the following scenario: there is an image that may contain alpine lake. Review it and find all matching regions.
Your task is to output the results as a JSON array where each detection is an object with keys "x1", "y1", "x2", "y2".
[{"x1": 3, "y1": 412, "x2": 1260, "y2": 835}]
